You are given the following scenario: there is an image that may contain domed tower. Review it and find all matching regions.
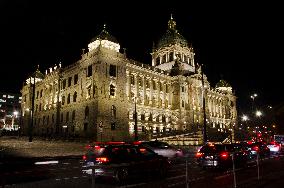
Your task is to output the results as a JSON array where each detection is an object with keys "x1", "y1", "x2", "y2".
[
  {"x1": 215, "y1": 79, "x2": 233, "y2": 94},
  {"x1": 151, "y1": 15, "x2": 195, "y2": 75},
  {"x1": 88, "y1": 24, "x2": 120, "y2": 53}
]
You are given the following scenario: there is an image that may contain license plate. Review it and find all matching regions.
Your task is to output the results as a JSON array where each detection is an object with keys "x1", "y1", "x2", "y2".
[
  {"x1": 86, "y1": 162, "x2": 94, "y2": 167},
  {"x1": 205, "y1": 156, "x2": 213, "y2": 159}
]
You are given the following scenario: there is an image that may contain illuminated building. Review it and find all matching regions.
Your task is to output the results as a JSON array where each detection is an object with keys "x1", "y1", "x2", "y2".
[
  {"x1": 21, "y1": 17, "x2": 237, "y2": 141},
  {"x1": 0, "y1": 92, "x2": 21, "y2": 130}
]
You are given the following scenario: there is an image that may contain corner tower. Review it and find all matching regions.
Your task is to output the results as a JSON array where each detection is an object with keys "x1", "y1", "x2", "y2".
[{"x1": 151, "y1": 15, "x2": 195, "y2": 76}]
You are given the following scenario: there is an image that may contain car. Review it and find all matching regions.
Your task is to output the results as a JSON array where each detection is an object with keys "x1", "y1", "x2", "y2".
[
  {"x1": 195, "y1": 143, "x2": 248, "y2": 169},
  {"x1": 136, "y1": 140, "x2": 184, "y2": 159},
  {"x1": 267, "y1": 141, "x2": 281, "y2": 154},
  {"x1": 82, "y1": 141, "x2": 170, "y2": 183},
  {"x1": 246, "y1": 142, "x2": 270, "y2": 159}
]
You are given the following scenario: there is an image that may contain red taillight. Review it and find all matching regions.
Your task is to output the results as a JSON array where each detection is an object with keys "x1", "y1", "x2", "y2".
[
  {"x1": 85, "y1": 145, "x2": 92, "y2": 150},
  {"x1": 253, "y1": 146, "x2": 259, "y2": 151},
  {"x1": 94, "y1": 145, "x2": 101, "y2": 150},
  {"x1": 220, "y1": 152, "x2": 229, "y2": 159},
  {"x1": 82, "y1": 155, "x2": 87, "y2": 160},
  {"x1": 96, "y1": 157, "x2": 109, "y2": 163},
  {"x1": 196, "y1": 152, "x2": 203, "y2": 158},
  {"x1": 133, "y1": 141, "x2": 142, "y2": 145}
]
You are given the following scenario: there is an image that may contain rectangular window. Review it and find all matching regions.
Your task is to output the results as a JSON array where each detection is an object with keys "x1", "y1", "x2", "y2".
[
  {"x1": 87, "y1": 65, "x2": 92, "y2": 77},
  {"x1": 109, "y1": 64, "x2": 117, "y2": 77},
  {"x1": 68, "y1": 77, "x2": 72, "y2": 87},
  {"x1": 62, "y1": 79, "x2": 66, "y2": 89},
  {"x1": 74, "y1": 74, "x2": 78, "y2": 85}
]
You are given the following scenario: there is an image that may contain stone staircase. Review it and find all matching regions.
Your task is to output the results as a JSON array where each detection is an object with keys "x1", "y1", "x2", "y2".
[{"x1": 153, "y1": 131, "x2": 203, "y2": 146}]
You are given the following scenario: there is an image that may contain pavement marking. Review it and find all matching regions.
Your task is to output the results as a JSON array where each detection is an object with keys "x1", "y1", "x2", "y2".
[
  {"x1": 35, "y1": 160, "x2": 59, "y2": 165},
  {"x1": 166, "y1": 174, "x2": 186, "y2": 180},
  {"x1": 63, "y1": 162, "x2": 70, "y2": 165},
  {"x1": 55, "y1": 178, "x2": 61, "y2": 181},
  {"x1": 119, "y1": 182, "x2": 147, "y2": 188},
  {"x1": 73, "y1": 176, "x2": 79, "y2": 179},
  {"x1": 214, "y1": 173, "x2": 230, "y2": 180},
  {"x1": 64, "y1": 177, "x2": 70, "y2": 180}
]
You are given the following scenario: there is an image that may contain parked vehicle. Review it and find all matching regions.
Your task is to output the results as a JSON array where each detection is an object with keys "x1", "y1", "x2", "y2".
[
  {"x1": 195, "y1": 143, "x2": 248, "y2": 169},
  {"x1": 246, "y1": 142, "x2": 270, "y2": 159},
  {"x1": 136, "y1": 140, "x2": 184, "y2": 159},
  {"x1": 267, "y1": 141, "x2": 281, "y2": 154},
  {"x1": 82, "y1": 142, "x2": 170, "y2": 183}
]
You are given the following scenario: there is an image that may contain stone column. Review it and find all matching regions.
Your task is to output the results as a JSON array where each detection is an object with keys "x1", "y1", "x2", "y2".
[
  {"x1": 143, "y1": 76, "x2": 146, "y2": 105},
  {"x1": 126, "y1": 71, "x2": 131, "y2": 100}
]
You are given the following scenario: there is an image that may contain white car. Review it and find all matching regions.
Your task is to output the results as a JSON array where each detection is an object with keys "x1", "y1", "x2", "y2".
[
  {"x1": 267, "y1": 141, "x2": 281, "y2": 153},
  {"x1": 139, "y1": 141, "x2": 184, "y2": 159}
]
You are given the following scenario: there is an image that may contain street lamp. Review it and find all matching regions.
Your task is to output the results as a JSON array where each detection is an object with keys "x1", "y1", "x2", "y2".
[
  {"x1": 134, "y1": 97, "x2": 138, "y2": 141},
  {"x1": 255, "y1": 110, "x2": 262, "y2": 142},
  {"x1": 250, "y1": 93, "x2": 258, "y2": 111}
]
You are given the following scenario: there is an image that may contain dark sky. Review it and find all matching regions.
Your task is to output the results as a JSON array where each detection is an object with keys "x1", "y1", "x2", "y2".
[{"x1": 0, "y1": 0, "x2": 283, "y2": 113}]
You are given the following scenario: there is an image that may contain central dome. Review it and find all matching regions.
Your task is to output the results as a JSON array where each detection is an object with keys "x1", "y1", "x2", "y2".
[
  {"x1": 90, "y1": 24, "x2": 118, "y2": 44},
  {"x1": 156, "y1": 16, "x2": 188, "y2": 49}
]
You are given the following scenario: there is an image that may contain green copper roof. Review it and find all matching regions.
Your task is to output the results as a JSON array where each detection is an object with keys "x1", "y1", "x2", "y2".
[{"x1": 156, "y1": 16, "x2": 188, "y2": 49}]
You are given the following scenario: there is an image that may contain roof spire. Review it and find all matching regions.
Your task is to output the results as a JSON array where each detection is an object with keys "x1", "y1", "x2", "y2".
[{"x1": 168, "y1": 14, "x2": 176, "y2": 30}]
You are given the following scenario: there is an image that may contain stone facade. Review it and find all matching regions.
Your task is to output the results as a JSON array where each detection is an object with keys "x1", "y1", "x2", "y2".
[{"x1": 21, "y1": 17, "x2": 237, "y2": 142}]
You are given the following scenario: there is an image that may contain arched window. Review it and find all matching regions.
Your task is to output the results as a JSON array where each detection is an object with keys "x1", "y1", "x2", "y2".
[
  {"x1": 169, "y1": 52, "x2": 174, "y2": 61},
  {"x1": 73, "y1": 92, "x2": 77, "y2": 102},
  {"x1": 62, "y1": 96, "x2": 65, "y2": 105},
  {"x1": 111, "y1": 105, "x2": 116, "y2": 118},
  {"x1": 130, "y1": 75, "x2": 135, "y2": 85},
  {"x1": 149, "y1": 113, "x2": 153, "y2": 121},
  {"x1": 162, "y1": 115, "x2": 166, "y2": 123},
  {"x1": 141, "y1": 114, "x2": 145, "y2": 121},
  {"x1": 67, "y1": 94, "x2": 70, "y2": 104},
  {"x1": 156, "y1": 57, "x2": 160, "y2": 65},
  {"x1": 156, "y1": 115, "x2": 159, "y2": 122},
  {"x1": 85, "y1": 106, "x2": 89, "y2": 119}
]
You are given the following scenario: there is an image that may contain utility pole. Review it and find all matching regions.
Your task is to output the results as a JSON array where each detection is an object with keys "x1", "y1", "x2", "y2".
[
  {"x1": 201, "y1": 64, "x2": 207, "y2": 144},
  {"x1": 134, "y1": 97, "x2": 138, "y2": 141}
]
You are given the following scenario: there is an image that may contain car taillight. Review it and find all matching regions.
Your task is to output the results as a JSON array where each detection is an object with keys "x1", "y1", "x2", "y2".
[
  {"x1": 220, "y1": 152, "x2": 229, "y2": 159},
  {"x1": 253, "y1": 146, "x2": 259, "y2": 151},
  {"x1": 82, "y1": 155, "x2": 87, "y2": 160},
  {"x1": 96, "y1": 157, "x2": 109, "y2": 163},
  {"x1": 94, "y1": 145, "x2": 101, "y2": 150},
  {"x1": 196, "y1": 152, "x2": 203, "y2": 158}
]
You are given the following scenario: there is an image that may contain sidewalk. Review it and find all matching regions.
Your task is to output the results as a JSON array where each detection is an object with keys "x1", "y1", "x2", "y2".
[{"x1": 0, "y1": 136, "x2": 88, "y2": 158}]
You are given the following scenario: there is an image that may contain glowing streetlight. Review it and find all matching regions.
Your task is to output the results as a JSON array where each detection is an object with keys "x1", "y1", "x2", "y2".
[
  {"x1": 242, "y1": 115, "x2": 249, "y2": 121},
  {"x1": 13, "y1": 111, "x2": 19, "y2": 118},
  {"x1": 255, "y1": 111, "x2": 262, "y2": 117}
]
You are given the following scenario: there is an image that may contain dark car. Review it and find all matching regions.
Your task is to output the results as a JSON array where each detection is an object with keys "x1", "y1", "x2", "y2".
[
  {"x1": 195, "y1": 143, "x2": 248, "y2": 169},
  {"x1": 82, "y1": 142, "x2": 170, "y2": 183},
  {"x1": 246, "y1": 142, "x2": 270, "y2": 159},
  {"x1": 137, "y1": 140, "x2": 184, "y2": 159}
]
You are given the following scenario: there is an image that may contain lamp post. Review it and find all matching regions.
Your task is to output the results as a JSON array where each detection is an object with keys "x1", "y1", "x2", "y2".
[
  {"x1": 29, "y1": 75, "x2": 36, "y2": 142},
  {"x1": 255, "y1": 110, "x2": 262, "y2": 142},
  {"x1": 250, "y1": 93, "x2": 258, "y2": 112},
  {"x1": 242, "y1": 115, "x2": 249, "y2": 140},
  {"x1": 134, "y1": 97, "x2": 138, "y2": 141},
  {"x1": 200, "y1": 64, "x2": 207, "y2": 144}
]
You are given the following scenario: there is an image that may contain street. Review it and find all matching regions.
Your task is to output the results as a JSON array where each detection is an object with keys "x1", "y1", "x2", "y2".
[{"x1": 1, "y1": 151, "x2": 284, "y2": 188}]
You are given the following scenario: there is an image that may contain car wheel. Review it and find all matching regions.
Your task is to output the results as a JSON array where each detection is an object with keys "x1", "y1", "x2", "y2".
[{"x1": 115, "y1": 168, "x2": 128, "y2": 183}]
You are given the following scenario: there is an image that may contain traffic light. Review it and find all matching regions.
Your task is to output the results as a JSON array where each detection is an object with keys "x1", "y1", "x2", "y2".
[{"x1": 111, "y1": 122, "x2": 116, "y2": 130}]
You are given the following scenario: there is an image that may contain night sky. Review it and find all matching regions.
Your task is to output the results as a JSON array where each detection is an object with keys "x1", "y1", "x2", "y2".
[{"x1": 1, "y1": 1, "x2": 283, "y2": 113}]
